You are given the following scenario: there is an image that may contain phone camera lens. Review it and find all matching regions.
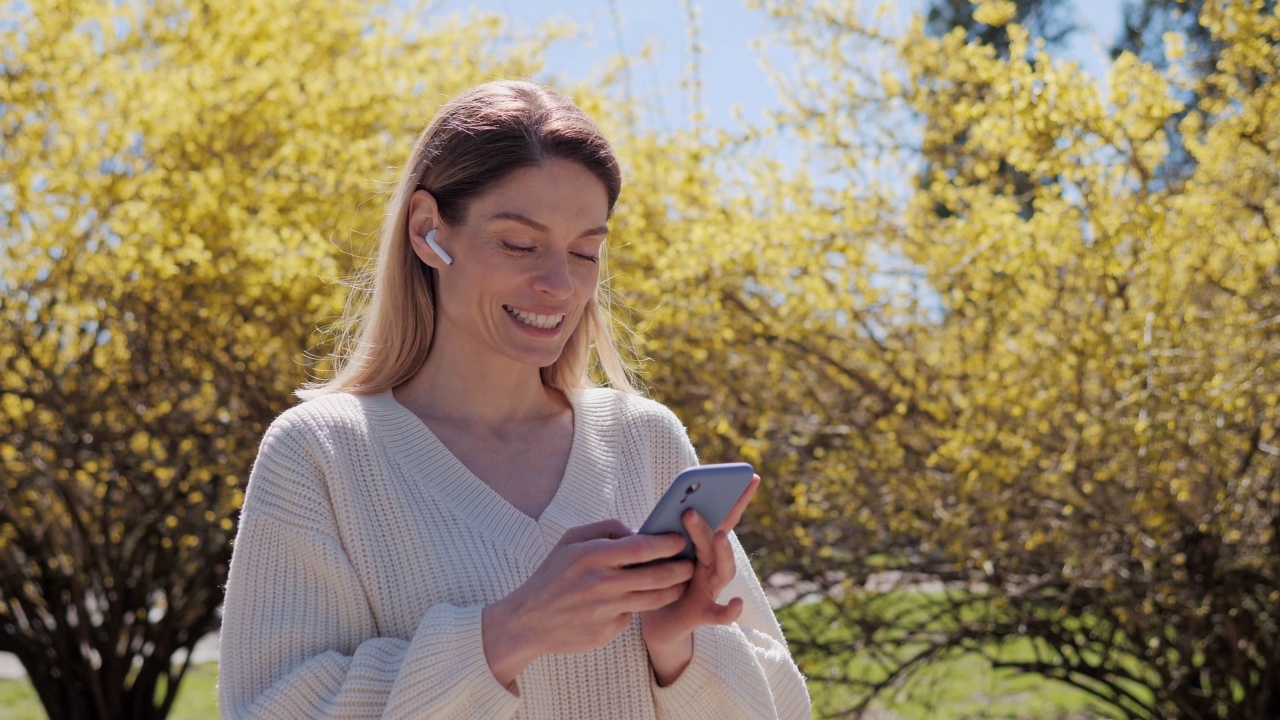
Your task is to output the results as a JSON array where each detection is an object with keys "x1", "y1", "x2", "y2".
[{"x1": 686, "y1": 482, "x2": 700, "y2": 494}]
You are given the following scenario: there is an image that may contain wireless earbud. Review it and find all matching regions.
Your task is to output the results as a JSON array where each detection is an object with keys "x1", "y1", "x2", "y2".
[{"x1": 424, "y1": 229, "x2": 453, "y2": 266}]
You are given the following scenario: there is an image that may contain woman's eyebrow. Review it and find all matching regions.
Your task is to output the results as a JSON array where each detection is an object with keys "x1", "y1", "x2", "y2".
[{"x1": 488, "y1": 211, "x2": 609, "y2": 239}]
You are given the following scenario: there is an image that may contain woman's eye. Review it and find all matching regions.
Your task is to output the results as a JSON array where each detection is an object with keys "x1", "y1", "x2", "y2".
[
  {"x1": 501, "y1": 242, "x2": 535, "y2": 254},
  {"x1": 572, "y1": 252, "x2": 599, "y2": 263}
]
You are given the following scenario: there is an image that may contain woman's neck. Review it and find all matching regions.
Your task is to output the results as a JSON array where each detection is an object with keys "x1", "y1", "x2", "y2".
[{"x1": 391, "y1": 348, "x2": 566, "y2": 432}]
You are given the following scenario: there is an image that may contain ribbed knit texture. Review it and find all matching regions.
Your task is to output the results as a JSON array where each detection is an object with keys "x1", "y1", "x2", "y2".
[{"x1": 218, "y1": 388, "x2": 810, "y2": 719}]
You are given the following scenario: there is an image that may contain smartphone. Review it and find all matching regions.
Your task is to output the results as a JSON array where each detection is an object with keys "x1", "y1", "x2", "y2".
[{"x1": 636, "y1": 462, "x2": 755, "y2": 564}]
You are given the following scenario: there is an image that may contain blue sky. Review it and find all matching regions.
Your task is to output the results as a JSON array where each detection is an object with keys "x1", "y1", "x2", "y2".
[{"x1": 432, "y1": 0, "x2": 1128, "y2": 133}]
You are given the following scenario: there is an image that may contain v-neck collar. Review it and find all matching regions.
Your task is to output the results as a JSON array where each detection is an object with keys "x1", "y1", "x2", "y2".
[{"x1": 361, "y1": 388, "x2": 619, "y2": 567}]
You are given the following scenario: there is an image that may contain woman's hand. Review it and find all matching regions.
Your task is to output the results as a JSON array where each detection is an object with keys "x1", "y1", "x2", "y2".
[
  {"x1": 640, "y1": 475, "x2": 761, "y2": 686},
  {"x1": 481, "y1": 520, "x2": 694, "y2": 687}
]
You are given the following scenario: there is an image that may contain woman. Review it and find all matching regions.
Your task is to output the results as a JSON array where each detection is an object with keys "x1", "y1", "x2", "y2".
[{"x1": 219, "y1": 80, "x2": 810, "y2": 719}]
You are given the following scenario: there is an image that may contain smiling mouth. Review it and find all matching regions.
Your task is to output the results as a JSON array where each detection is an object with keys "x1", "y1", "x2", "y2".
[{"x1": 504, "y1": 305, "x2": 565, "y2": 330}]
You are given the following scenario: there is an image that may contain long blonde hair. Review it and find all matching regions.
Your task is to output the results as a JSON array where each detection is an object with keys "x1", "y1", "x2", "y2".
[{"x1": 298, "y1": 80, "x2": 636, "y2": 399}]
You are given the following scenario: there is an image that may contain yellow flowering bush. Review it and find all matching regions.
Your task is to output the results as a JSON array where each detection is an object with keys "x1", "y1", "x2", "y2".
[
  {"x1": 629, "y1": 1, "x2": 1277, "y2": 717},
  {"x1": 0, "y1": 2, "x2": 550, "y2": 716}
]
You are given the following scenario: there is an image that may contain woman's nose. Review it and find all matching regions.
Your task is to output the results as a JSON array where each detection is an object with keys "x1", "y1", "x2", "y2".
[{"x1": 531, "y1": 255, "x2": 573, "y2": 298}]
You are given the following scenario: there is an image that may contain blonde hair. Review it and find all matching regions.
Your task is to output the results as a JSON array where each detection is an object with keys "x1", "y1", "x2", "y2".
[{"x1": 298, "y1": 80, "x2": 636, "y2": 399}]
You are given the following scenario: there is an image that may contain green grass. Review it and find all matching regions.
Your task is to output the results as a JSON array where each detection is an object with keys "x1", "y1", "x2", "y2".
[
  {"x1": 168, "y1": 665, "x2": 219, "y2": 720},
  {"x1": 806, "y1": 640, "x2": 1106, "y2": 719},
  {"x1": 0, "y1": 663, "x2": 220, "y2": 720},
  {"x1": 779, "y1": 596, "x2": 1111, "y2": 719},
  {"x1": 0, "y1": 608, "x2": 1114, "y2": 720},
  {"x1": 2, "y1": 652, "x2": 1101, "y2": 720},
  {"x1": 0, "y1": 676, "x2": 47, "y2": 720}
]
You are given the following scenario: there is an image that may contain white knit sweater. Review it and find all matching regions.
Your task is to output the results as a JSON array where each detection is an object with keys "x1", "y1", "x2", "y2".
[{"x1": 218, "y1": 388, "x2": 810, "y2": 719}]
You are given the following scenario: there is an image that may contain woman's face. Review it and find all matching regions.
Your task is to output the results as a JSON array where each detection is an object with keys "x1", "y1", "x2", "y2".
[{"x1": 410, "y1": 158, "x2": 610, "y2": 373}]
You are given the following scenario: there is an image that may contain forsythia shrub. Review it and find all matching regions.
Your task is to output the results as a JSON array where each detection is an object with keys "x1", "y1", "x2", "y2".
[
  {"x1": 635, "y1": 1, "x2": 1277, "y2": 717},
  {"x1": 0, "y1": 2, "x2": 551, "y2": 717}
]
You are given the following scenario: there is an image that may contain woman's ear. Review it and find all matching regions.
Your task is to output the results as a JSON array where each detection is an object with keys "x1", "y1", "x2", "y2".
[{"x1": 407, "y1": 189, "x2": 452, "y2": 268}]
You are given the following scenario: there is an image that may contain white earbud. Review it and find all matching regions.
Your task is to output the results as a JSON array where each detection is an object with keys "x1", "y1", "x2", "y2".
[{"x1": 424, "y1": 229, "x2": 453, "y2": 266}]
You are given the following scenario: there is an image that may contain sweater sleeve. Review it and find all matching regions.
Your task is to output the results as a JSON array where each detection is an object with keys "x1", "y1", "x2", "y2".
[
  {"x1": 643, "y1": 407, "x2": 811, "y2": 720},
  {"x1": 218, "y1": 417, "x2": 521, "y2": 720},
  {"x1": 649, "y1": 531, "x2": 812, "y2": 720}
]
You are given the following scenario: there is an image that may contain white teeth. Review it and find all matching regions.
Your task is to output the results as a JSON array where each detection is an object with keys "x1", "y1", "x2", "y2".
[{"x1": 504, "y1": 306, "x2": 564, "y2": 330}]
